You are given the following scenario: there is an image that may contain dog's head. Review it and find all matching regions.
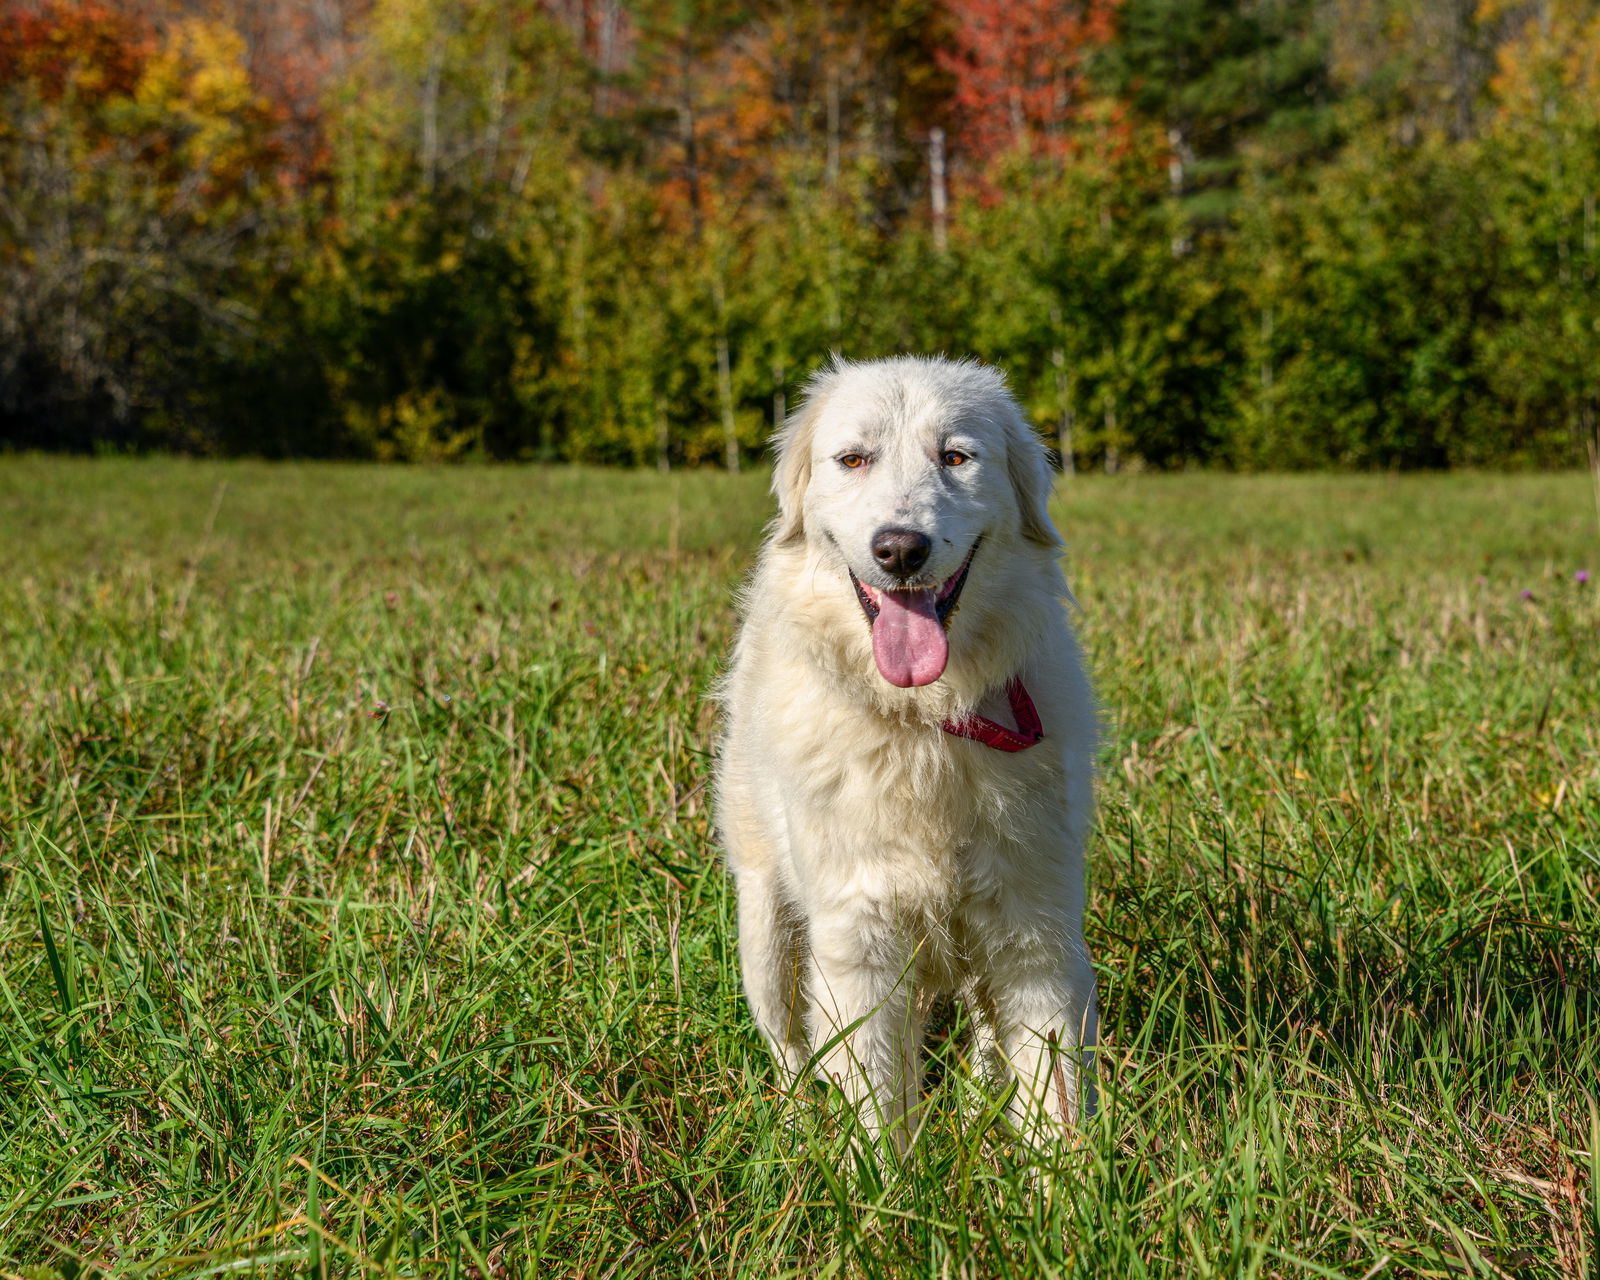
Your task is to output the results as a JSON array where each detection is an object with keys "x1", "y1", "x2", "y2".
[{"x1": 768, "y1": 356, "x2": 1061, "y2": 690}]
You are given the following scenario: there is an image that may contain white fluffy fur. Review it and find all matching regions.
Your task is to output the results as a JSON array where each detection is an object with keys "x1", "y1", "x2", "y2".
[{"x1": 714, "y1": 355, "x2": 1099, "y2": 1150}]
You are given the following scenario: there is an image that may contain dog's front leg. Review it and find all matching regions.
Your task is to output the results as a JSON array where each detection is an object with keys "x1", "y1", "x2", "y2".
[
  {"x1": 734, "y1": 864, "x2": 809, "y2": 1079},
  {"x1": 805, "y1": 911, "x2": 922, "y2": 1154},
  {"x1": 988, "y1": 940, "x2": 1098, "y2": 1139}
]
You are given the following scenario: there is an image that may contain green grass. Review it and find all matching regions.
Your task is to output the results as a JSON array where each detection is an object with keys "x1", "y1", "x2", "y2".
[{"x1": 2, "y1": 458, "x2": 1597, "y2": 1279}]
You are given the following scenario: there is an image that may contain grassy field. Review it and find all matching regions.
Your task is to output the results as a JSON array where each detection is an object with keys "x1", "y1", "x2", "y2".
[{"x1": 1, "y1": 458, "x2": 1597, "y2": 1279}]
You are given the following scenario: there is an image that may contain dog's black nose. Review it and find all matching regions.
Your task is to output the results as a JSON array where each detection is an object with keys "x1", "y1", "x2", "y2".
[{"x1": 871, "y1": 528, "x2": 931, "y2": 579}]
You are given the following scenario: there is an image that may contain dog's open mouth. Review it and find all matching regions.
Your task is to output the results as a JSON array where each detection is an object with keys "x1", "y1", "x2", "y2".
[{"x1": 849, "y1": 542, "x2": 977, "y2": 688}]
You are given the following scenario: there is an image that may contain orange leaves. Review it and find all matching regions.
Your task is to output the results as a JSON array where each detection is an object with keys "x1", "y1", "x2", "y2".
[
  {"x1": 620, "y1": 1, "x2": 960, "y2": 231},
  {"x1": 0, "y1": 1, "x2": 153, "y2": 106},
  {"x1": 1485, "y1": 0, "x2": 1600, "y2": 124}
]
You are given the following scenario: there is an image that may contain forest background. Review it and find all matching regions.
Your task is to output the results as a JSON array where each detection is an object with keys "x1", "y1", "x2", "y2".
[{"x1": 2, "y1": 0, "x2": 1598, "y2": 471}]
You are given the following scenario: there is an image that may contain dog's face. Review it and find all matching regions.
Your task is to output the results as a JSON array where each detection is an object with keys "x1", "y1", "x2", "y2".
[{"x1": 771, "y1": 357, "x2": 1060, "y2": 690}]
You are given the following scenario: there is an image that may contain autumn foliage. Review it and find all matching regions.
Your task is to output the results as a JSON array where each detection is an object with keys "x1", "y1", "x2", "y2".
[
  {"x1": 2, "y1": 0, "x2": 1598, "y2": 466},
  {"x1": 939, "y1": 0, "x2": 1119, "y2": 160},
  {"x1": 0, "y1": 1, "x2": 151, "y2": 103}
]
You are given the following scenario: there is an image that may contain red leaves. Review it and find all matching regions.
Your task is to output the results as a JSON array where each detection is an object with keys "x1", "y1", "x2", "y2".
[
  {"x1": 937, "y1": 0, "x2": 1120, "y2": 164},
  {"x1": 0, "y1": 1, "x2": 154, "y2": 104}
]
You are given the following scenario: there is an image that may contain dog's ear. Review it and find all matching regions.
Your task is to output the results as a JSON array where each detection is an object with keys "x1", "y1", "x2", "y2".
[
  {"x1": 1007, "y1": 409, "x2": 1062, "y2": 549},
  {"x1": 769, "y1": 401, "x2": 816, "y2": 544},
  {"x1": 769, "y1": 368, "x2": 836, "y2": 544}
]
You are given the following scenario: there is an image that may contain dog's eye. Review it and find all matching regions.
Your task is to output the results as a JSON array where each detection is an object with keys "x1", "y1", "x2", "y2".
[
  {"x1": 838, "y1": 454, "x2": 867, "y2": 469},
  {"x1": 941, "y1": 450, "x2": 970, "y2": 467}
]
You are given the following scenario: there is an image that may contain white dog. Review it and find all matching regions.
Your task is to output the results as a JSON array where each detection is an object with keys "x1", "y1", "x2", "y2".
[{"x1": 715, "y1": 355, "x2": 1098, "y2": 1149}]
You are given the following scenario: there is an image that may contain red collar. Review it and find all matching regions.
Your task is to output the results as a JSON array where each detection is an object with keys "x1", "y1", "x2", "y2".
[{"x1": 941, "y1": 677, "x2": 1043, "y2": 752}]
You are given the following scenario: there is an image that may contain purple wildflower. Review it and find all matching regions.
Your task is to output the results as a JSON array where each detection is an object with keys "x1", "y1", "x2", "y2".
[
  {"x1": 1577, "y1": 570, "x2": 1591, "y2": 585},
  {"x1": 1520, "y1": 589, "x2": 1534, "y2": 600}
]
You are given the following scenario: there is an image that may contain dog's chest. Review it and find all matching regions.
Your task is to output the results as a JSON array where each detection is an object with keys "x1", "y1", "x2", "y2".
[{"x1": 781, "y1": 708, "x2": 1048, "y2": 889}]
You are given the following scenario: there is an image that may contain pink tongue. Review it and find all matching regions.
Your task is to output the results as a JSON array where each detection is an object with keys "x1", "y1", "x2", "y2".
[{"x1": 871, "y1": 588, "x2": 948, "y2": 687}]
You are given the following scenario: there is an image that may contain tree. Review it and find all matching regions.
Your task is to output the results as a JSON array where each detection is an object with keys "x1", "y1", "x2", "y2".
[
  {"x1": 1227, "y1": 132, "x2": 1503, "y2": 467},
  {"x1": 965, "y1": 117, "x2": 1233, "y2": 471},
  {"x1": 1475, "y1": 0, "x2": 1600, "y2": 460},
  {"x1": 296, "y1": 0, "x2": 589, "y2": 458},
  {"x1": 1091, "y1": 0, "x2": 1336, "y2": 220},
  {"x1": 0, "y1": 2, "x2": 294, "y2": 451},
  {"x1": 938, "y1": 0, "x2": 1117, "y2": 178}
]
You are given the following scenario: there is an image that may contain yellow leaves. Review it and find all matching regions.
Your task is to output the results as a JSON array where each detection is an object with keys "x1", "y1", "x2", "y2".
[
  {"x1": 134, "y1": 18, "x2": 271, "y2": 179},
  {"x1": 343, "y1": 388, "x2": 479, "y2": 463},
  {"x1": 1485, "y1": 0, "x2": 1600, "y2": 123},
  {"x1": 73, "y1": 61, "x2": 115, "y2": 99}
]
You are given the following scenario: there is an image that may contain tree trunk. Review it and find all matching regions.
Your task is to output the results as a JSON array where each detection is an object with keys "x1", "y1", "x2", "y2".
[
  {"x1": 717, "y1": 335, "x2": 738, "y2": 472},
  {"x1": 712, "y1": 271, "x2": 738, "y2": 471},
  {"x1": 929, "y1": 127, "x2": 948, "y2": 254},
  {"x1": 678, "y1": 48, "x2": 702, "y2": 239},
  {"x1": 1051, "y1": 347, "x2": 1074, "y2": 474},
  {"x1": 826, "y1": 72, "x2": 841, "y2": 189},
  {"x1": 420, "y1": 39, "x2": 443, "y2": 190}
]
